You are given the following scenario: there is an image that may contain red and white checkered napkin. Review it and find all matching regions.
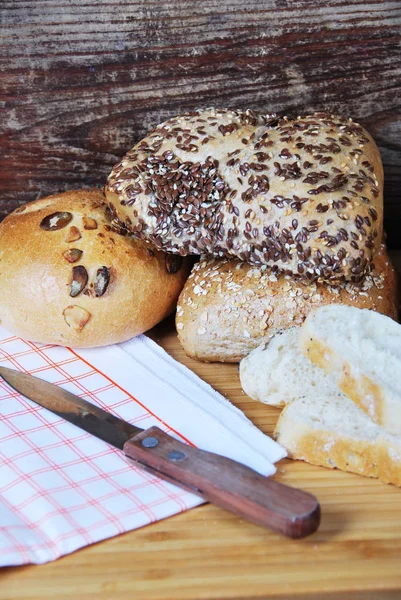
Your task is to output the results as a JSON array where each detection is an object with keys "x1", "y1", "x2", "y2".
[{"x1": 0, "y1": 327, "x2": 286, "y2": 566}]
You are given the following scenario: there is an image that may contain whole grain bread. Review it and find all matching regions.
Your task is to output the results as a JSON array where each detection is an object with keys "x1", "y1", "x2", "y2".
[
  {"x1": 105, "y1": 108, "x2": 383, "y2": 283},
  {"x1": 176, "y1": 244, "x2": 398, "y2": 362},
  {"x1": 300, "y1": 304, "x2": 401, "y2": 436},
  {"x1": 0, "y1": 189, "x2": 189, "y2": 347}
]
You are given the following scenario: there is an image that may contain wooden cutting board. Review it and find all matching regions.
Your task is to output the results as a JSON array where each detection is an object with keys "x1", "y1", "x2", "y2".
[{"x1": 1, "y1": 257, "x2": 401, "y2": 600}]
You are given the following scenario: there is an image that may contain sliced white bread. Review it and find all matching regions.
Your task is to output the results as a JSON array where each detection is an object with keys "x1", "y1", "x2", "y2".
[
  {"x1": 239, "y1": 327, "x2": 343, "y2": 407},
  {"x1": 299, "y1": 305, "x2": 401, "y2": 436},
  {"x1": 273, "y1": 395, "x2": 401, "y2": 487}
]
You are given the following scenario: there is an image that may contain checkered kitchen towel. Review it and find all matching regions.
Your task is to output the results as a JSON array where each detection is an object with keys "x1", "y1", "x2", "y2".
[{"x1": 0, "y1": 327, "x2": 286, "y2": 566}]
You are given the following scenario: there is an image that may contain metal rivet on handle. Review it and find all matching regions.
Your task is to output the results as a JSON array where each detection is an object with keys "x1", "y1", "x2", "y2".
[
  {"x1": 142, "y1": 436, "x2": 159, "y2": 448},
  {"x1": 168, "y1": 450, "x2": 186, "y2": 462}
]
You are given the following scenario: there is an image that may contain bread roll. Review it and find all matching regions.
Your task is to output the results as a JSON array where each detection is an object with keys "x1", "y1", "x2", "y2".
[
  {"x1": 273, "y1": 395, "x2": 401, "y2": 487},
  {"x1": 300, "y1": 304, "x2": 401, "y2": 436},
  {"x1": 176, "y1": 244, "x2": 398, "y2": 362},
  {"x1": 0, "y1": 189, "x2": 189, "y2": 347},
  {"x1": 106, "y1": 108, "x2": 383, "y2": 283}
]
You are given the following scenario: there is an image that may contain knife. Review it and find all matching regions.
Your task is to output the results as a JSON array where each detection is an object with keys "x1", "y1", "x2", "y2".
[{"x1": 0, "y1": 366, "x2": 320, "y2": 538}]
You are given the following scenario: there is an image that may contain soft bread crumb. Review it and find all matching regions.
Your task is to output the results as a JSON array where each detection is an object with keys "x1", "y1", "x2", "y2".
[
  {"x1": 300, "y1": 305, "x2": 401, "y2": 436},
  {"x1": 239, "y1": 327, "x2": 343, "y2": 407}
]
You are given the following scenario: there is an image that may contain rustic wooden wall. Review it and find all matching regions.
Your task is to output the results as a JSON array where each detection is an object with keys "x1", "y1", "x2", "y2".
[{"x1": 1, "y1": 0, "x2": 400, "y2": 246}]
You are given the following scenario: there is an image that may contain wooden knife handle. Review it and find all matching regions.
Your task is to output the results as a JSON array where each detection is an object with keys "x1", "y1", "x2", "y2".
[{"x1": 123, "y1": 426, "x2": 320, "y2": 539}]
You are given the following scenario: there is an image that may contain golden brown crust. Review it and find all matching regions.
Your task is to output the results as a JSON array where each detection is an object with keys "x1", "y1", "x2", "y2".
[
  {"x1": 276, "y1": 427, "x2": 381, "y2": 481},
  {"x1": 106, "y1": 109, "x2": 383, "y2": 283},
  {"x1": 176, "y1": 244, "x2": 398, "y2": 362},
  {"x1": 0, "y1": 189, "x2": 189, "y2": 347},
  {"x1": 274, "y1": 408, "x2": 401, "y2": 487}
]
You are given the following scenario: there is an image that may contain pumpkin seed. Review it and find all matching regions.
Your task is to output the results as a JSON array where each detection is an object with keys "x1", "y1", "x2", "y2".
[
  {"x1": 165, "y1": 254, "x2": 183, "y2": 274},
  {"x1": 94, "y1": 266, "x2": 110, "y2": 297},
  {"x1": 82, "y1": 216, "x2": 97, "y2": 230},
  {"x1": 63, "y1": 248, "x2": 83, "y2": 263},
  {"x1": 40, "y1": 211, "x2": 73, "y2": 231},
  {"x1": 70, "y1": 265, "x2": 88, "y2": 297},
  {"x1": 65, "y1": 226, "x2": 81, "y2": 242},
  {"x1": 63, "y1": 305, "x2": 91, "y2": 331}
]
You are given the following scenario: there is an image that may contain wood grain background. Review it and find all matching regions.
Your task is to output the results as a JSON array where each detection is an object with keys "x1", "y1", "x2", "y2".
[{"x1": 1, "y1": 0, "x2": 400, "y2": 246}]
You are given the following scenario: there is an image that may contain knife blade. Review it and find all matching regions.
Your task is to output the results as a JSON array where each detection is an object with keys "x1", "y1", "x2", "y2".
[{"x1": 0, "y1": 366, "x2": 320, "y2": 538}]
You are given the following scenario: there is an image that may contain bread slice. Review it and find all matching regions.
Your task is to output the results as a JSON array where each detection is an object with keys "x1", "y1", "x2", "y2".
[
  {"x1": 299, "y1": 305, "x2": 401, "y2": 436},
  {"x1": 273, "y1": 396, "x2": 401, "y2": 486},
  {"x1": 239, "y1": 327, "x2": 343, "y2": 407}
]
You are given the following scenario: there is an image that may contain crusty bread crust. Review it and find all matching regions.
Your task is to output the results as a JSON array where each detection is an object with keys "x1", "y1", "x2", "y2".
[
  {"x1": 106, "y1": 109, "x2": 383, "y2": 283},
  {"x1": 276, "y1": 421, "x2": 381, "y2": 481},
  {"x1": 0, "y1": 189, "x2": 189, "y2": 347},
  {"x1": 274, "y1": 398, "x2": 401, "y2": 487},
  {"x1": 176, "y1": 245, "x2": 398, "y2": 362}
]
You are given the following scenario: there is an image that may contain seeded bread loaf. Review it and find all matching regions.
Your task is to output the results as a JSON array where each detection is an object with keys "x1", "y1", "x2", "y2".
[
  {"x1": 0, "y1": 189, "x2": 189, "y2": 347},
  {"x1": 176, "y1": 244, "x2": 398, "y2": 362},
  {"x1": 105, "y1": 108, "x2": 383, "y2": 283},
  {"x1": 239, "y1": 327, "x2": 343, "y2": 407},
  {"x1": 273, "y1": 396, "x2": 401, "y2": 487},
  {"x1": 300, "y1": 305, "x2": 401, "y2": 436}
]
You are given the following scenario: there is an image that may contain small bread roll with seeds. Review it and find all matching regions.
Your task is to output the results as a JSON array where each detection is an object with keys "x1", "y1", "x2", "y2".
[
  {"x1": 0, "y1": 189, "x2": 189, "y2": 347},
  {"x1": 176, "y1": 244, "x2": 397, "y2": 362},
  {"x1": 106, "y1": 108, "x2": 383, "y2": 283}
]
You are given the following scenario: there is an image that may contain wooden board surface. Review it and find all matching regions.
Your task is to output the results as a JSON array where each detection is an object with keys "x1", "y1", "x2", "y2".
[
  {"x1": 1, "y1": 256, "x2": 401, "y2": 600},
  {"x1": 1, "y1": 0, "x2": 401, "y2": 248},
  {"x1": 1, "y1": 3, "x2": 401, "y2": 595}
]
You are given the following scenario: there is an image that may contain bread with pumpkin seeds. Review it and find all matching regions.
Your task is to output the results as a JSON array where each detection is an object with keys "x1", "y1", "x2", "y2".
[{"x1": 0, "y1": 189, "x2": 189, "y2": 347}]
